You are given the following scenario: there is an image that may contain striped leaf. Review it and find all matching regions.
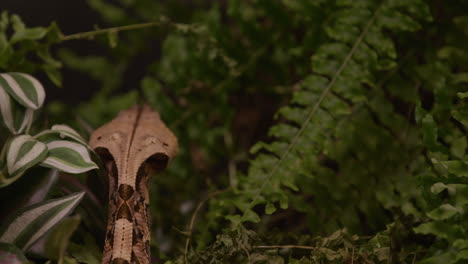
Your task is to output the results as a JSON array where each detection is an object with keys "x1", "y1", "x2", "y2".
[
  {"x1": 40, "y1": 141, "x2": 97, "y2": 174},
  {"x1": 50, "y1": 125, "x2": 87, "y2": 145},
  {"x1": 0, "y1": 191, "x2": 85, "y2": 251},
  {"x1": 0, "y1": 135, "x2": 48, "y2": 187},
  {"x1": 35, "y1": 124, "x2": 87, "y2": 145},
  {"x1": 0, "y1": 242, "x2": 29, "y2": 264},
  {"x1": 0, "y1": 85, "x2": 34, "y2": 135},
  {"x1": 0, "y1": 73, "x2": 45, "y2": 110}
]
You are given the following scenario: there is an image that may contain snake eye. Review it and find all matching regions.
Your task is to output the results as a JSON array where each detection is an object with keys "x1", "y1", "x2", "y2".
[{"x1": 146, "y1": 153, "x2": 169, "y2": 171}]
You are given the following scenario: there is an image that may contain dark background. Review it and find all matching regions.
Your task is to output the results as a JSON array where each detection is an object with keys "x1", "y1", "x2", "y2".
[
  {"x1": 2, "y1": 0, "x2": 99, "y2": 30},
  {"x1": 2, "y1": 0, "x2": 104, "y2": 103}
]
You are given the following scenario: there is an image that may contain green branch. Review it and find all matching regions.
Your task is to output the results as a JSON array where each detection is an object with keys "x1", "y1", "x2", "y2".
[
  {"x1": 60, "y1": 17, "x2": 198, "y2": 42},
  {"x1": 60, "y1": 22, "x2": 161, "y2": 41}
]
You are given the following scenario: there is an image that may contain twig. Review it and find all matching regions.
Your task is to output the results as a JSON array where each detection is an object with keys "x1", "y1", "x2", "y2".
[
  {"x1": 240, "y1": 243, "x2": 251, "y2": 261},
  {"x1": 76, "y1": 116, "x2": 94, "y2": 136},
  {"x1": 61, "y1": 17, "x2": 198, "y2": 42},
  {"x1": 61, "y1": 22, "x2": 162, "y2": 41},
  {"x1": 253, "y1": 245, "x2": 317, "y2": 250},
  {"x1": 184, "y1": 188, "x2": 231, "y2": 263}
]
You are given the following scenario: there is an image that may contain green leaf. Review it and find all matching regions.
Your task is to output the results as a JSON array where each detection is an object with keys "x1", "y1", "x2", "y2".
[
  {"x1": 421, "y1": 114, "x2": 443, "y2": 152},
  {"x1": 63, "y1": 256, "x2": 79, "y2": 264},
  {"x1": 0, "y1": 192, "x2": 85, "y2": 251},
  {"x1": 1, "y1": 135, "x2": 47, "y2": 187},
  {"x1": 0, "y1": 242, "x2": 29, "y2": 264},
  {"x1": 454, "y1": 15, "x2": 468, "y2": 35},
  {"x1": 0, "y1": 32, "x2": 8, "y2": 55},
  {"x1": 0, "y1": 11, "x2": 9, "y2": 32},
  {"x1": 10, "y1": 27, "x2": 47, "y2": 44},
  {"x1": 107, "y1": 30, "x2": 118, "y2": 48},
  {"x1": 0, "y1": 73, "x2": 45, "y2": 110},
  {"x1": 419, "y1": 251, "x2": 457, "y2": 264},
  {"x1": 414, "y1": 221, "x2": 463, "y2": 241},
  {"x1": 378, "y1": 9, "x2": 421, "y2": 32},
  {"x1": 241, "y1": 209, "x2": 260, "y2": 223},
  {"x1": 451, "y1": 136, "x2": 466, "y2": 159},
  {"x1": 68, "y1": 233, "x2": 101, "y2": 264},
  {"x1": 452, "y1": 107, "x2": 468, "y2": 127},
  {"x1": 9, "y1": 15, "x2": 46, "y2": 44},
  {"x1": 45, "y1": 22, "x2": 63, "y2": 44},
  {"x1": 440, "y1": 161, "x2": 468, "y2": 177},
  {"x1": 364, "y1": 28, "x2": 396, "y2": 59},
  {"x1": 40, "y1": 140, "x2": 97, "y2": 174},
  {"x1": 427, "y1": 204, "x2": 462, "y2": 220},
  {"x1": 43, "y1": 64, "x2": 62, "y2": 87},
  {"x1": 10, "y1": 15, "x2": 25, "y2": 33},
  {"x1": 430, "y1": 182, "x2": 455, "y2": 195},
  {"x1": 454, "y1": 239, "x2": 468, "y2": 250},
  {"x1": 265, "y1": 202, "x2": 276, "y2": 215},
  {"x1": 456, "y1": 250, "x2": 468, "y2": 261},
  {"x1": 45, "y1": 216, "x2": 81, "y2": 264},
  {"x1": 225, "y1": 215, "x2": 242, "y2": 229}
]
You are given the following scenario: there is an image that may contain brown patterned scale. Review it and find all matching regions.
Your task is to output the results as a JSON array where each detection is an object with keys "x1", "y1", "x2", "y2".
[{"x1": 89, "y1": 105, "x2": 178, "y2": 264}]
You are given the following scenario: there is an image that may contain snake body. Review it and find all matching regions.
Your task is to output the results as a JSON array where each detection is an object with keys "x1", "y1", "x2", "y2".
[{"x1": 89, "y1": 105, "x2": 178, "y2": 264}]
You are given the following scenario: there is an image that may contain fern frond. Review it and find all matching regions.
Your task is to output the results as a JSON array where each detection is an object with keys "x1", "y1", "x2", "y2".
[{"x1": 233, "y1": 0, "x2": 432, "y2": 224}]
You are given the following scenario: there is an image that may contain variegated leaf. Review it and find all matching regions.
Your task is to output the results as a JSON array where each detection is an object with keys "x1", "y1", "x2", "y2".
[
  {"x1": 0, "y1": 135, "x2": 47, "y2": 187},
  {"x1": 40, "y1": 141, "x2": 97, "y2": 174},
  {"x1": 0, "y1": 72, "x2": 45, "y2": 110},
  {"x1": 0, "y1": 85, "x2": 34, "y2": 135},
  {"x1": 0, "y1": 192, "x2": 85, "y2": 251},
  {"x1": 35, "y1": 124, "x2": 87, "y2": 145},
  {"x1": 0, "y1": 242, "x2": 29, "y2": 264}
]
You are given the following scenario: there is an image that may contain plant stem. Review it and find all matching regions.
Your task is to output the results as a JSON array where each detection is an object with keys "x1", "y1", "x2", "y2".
[
  {"x1": 253, "y1": 245, "x2": 317, "y2": 250},
  {"x1": 61, "y1": 22, "x2": 161, "y2": 41},
  {"x1": 184, "y1": 188, "x2": 231, "y2": 264}
]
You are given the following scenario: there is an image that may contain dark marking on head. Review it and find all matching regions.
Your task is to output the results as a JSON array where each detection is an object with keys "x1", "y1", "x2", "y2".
[
  {"x1": 134, "y1": 201, "x2": 141, "y2": 212},
  {"x1": 145, "y1": 204, "x2": 150, "y2": 217},
  {"x1": 132, "y1": 231, "x2": 137, "y2": 245},
  {"x1": 112, "y1": 257, "x2": 129, "y2": 264},
  {"x1": 117, "y1": 203, "x2": 133, "y2": 221},
  {"x1": 132, "y1": 227, "x2": 144, "y2": 247},
  {"x1": 135, "y1": 164, "x2": 150, "y2": 193},
  {"x1": 135, "y1": 227, "x2": 143, "y2": 239},
  {"x1": 145, "y1": 240, "x2": 151, "y2": 254},
  {"x1": 131, "y1": 252, "x2": 140, "y2": 264},
  {"x1": 146, "y1": 153, "x2": 169, "y2": 170},
  {"x1": 95, "y1": 148, "x2": 114, "y2": 163},
  {"x1": 106, "y1": 230, "x2": 113, "y2": 240},
  {"x1": 118, "y1": 184, "x2": 134, "y2": 200}
]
